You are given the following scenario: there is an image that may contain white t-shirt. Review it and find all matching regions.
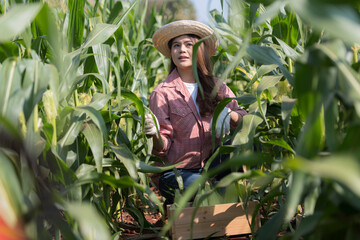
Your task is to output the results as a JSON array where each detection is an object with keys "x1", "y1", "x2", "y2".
[{"x1": 184, "y1": 82, "x2": 200, "y2": 116}]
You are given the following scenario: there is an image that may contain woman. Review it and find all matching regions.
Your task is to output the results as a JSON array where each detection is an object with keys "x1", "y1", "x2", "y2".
[{"x1": 145, "y1": 20, "x2": 247, "y2": 203}]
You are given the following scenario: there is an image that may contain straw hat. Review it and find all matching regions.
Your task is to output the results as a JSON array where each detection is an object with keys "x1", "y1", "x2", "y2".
[{"x1": 152, "y1": 20, "x2": 218, "y2": 58}]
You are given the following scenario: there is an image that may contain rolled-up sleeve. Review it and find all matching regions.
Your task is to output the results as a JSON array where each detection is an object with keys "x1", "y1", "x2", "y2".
[{"x1": 149, "y1": 91, "x2": 173, "y2": 157}]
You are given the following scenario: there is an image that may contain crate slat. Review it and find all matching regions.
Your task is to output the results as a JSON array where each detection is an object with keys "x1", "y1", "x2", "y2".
[{"x1": 169, "y1": 201, "x2": 260, "y2": 240}]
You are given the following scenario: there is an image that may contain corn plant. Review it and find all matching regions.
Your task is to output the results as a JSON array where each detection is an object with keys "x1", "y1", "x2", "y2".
[{"x1": 0, "y1": 0, "x2": 175, "y2": 239}]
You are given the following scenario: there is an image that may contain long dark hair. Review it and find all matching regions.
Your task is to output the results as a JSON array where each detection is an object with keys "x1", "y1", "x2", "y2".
[{"x1": 168, "y1": 34, "x2": 222, "y2": 117}]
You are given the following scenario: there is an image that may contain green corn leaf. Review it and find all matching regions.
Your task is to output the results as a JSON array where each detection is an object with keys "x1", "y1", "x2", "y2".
[
  {"x1": 88, "y1": 93, "x2": 111, "y2": 111},
  {"x1": 82, "y1": 123, "x2": 104, "y2": 173},
  {"x1": 0, "y1": 151, "x2": 24, "y2": 219},
  {"x1": 126, "y1": 206, "x2": 146, "y2": 232},
  {"x1": 55, "y1": 54, "x2": 80, "y2": 103},
  {"x1": 233, "y1": 113, "x2": 264, "y2": 151},
  {"x1": 0, "y1": 41, "x2": 19, "y2": 60},
  {"x1": 192, "y1": 38, "x2": 206, "y2": 99},
  {"x1": 220, "y1": 30, "x2": 251, "y2": 83},
  {"x1": 111, "y1": 0, "x2": 138, "y2": 26},
  {"x1": 250, "y1": 188, "x2": 284, "y2": 233},
  {"x1": 135, "y1": 0, "x2": 147, "y2": 44},
  {"x1": 256, "y1": 75, "x2": 282, "y2": 96},
  {"x1": 100, "y1": 110, "x2": 120, "y2": 124},
  {"x1": 92, "y1": 44, "x2": 111, "y2": 90},
  {"x1": 210, "y1": 97, "x2": 233, "y2": 149},
  {"x1": 136, "y1": 161, "x2": 181, "y2": 174},
  {"x1": 247, "y1": 44, "x2": 294, "y2": 85},
  {"x1": 58, "y1": 109, "x2": 83, "y2": 147},
  {"x1": 249, "y1": 3, "x2": 260, "y2": 25},
  {"x1": 284, "y1": 171, "x2": 306, "y2": 222},
  {"x1": 275, "y1": 37, "x2": 301, "y2": 60},
  {"x1": 324, "y1": 99, "x2": 339, "y2": 152},
  {"x1": 21, "y1": 26, "x2": 32, "y2": 52},
  {"x1": 106, "y1": 1, "x2": 123, "y2": 24},
  {"x1": 260, "y1": 138, "x2": 295, "y2": 154},
  {"x1": 256, "y1": 203, "x2": 285, "y2": 240},
  {"x1": 0, "y1": 59, "x2": 46, "y2": 124},
  {"x1": 338, "y1": 124, "x2": 360, "y2": 152},
  {"x1": 236, "y1": 94, "x2": 257, "y2": 105},
  {"x1": 245, "y1": 64, "x2": 278, "y2": 91},
  {"x1": 120, "y1": 88, "x2": 145, "y2": 128},
  {"x1": 303, "y1": 182, "x2": 320, "y2": 216},
  {"x1": 223, "y1": 183, "x2": 241, "y2": 203},
  {"x1": 293, "y1": 51, "x2": 326, "y2": 157},
  {"x1": 132, "y1": 68, "x2": 148, "y2": 106},
  {"x1": 102, "y1": 158, "x2": 181, "y2": 174},
  {"x1": 75, "y1": 164, "x2": 96, "y2": 179},
  {"x1": 82, "y1": 23, "x2": 119, "y2": 49},
  {"x1": 256, "y1": 76, "x2": 282, "y2": 128},
  {"x1": 281, "y1": 96, "x2": 297, "y2": 136},
  {"x1": 76, "y1": 73, "x2": 110, "y2": 94},
  {"x1": 110, "y1": 143, "x2": 138, "y2": 180},
  {"x1": 216, "y1": 171, "x2": 261, "y2": 189},
  {"x1": 75, "y1": 168, "x2": 136, "y2": 189},
  {"x1": 80, "y1": 0, "x2": 137, "y2": 51},
  {"x1": 67, "y1": 0, "x2": 85, "y2": 50},
  {"x1": 290, "y1": 0, "x2": 360, "y2": 45},
  {"x1": 35, "y1": 4, "x2": 62, "y2": 67},
  {"x1": 295, "y1": 110, "x2": 325, "y2": 158},
  {"x1": 287, "y1": 155, "x2": 360, "y2": 198},
  {"x1": 75, "y1": 105, "x2": 108, "y2": 142},
  {"x1": 0, "y1": 3, "x2": 42, "y2": 43},
  {"x1": 8, "y1": 59, "x2": 57, "y2": 120},
  {"x1": 0, "y1": 59, "x2": 20, "y2": 121},
  {"x1": 254, "y1": 1, "x2": 286, "y2": 27},
  {"x1": 142, "y1": 185, "x2": 165, "y2": 214},
  {"x1": 315, "y1": 43, "x2": 360, "y2": 116},
  {"x1": 65, "y1": 202, "x2": 111, "y2": 240},
  {"x1": 49, "y1": 148, "x2": 78, "y2": 186},
  {"x1": 213, "y1": 21, "x2": 242, "y2": 49},
  {"x1": 292, "y1": 213, "x2": 323, "y2": 240}
]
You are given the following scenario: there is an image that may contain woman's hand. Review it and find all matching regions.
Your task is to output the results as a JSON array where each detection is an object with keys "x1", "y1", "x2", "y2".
[
  {"x1": 211, "y1": 108, "x2": 231, "y2": 138},
  {"x1": 144, "y1": 113, "x2": 164, "y2": 152},
  {"x1": 144, "y1": 113, "x2": 159, "y2": 136}
]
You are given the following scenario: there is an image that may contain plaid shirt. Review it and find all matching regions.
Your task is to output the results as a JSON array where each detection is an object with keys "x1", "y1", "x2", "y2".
[{"x1": 149, "y1": 69, "x2": 247, "y2": 169}]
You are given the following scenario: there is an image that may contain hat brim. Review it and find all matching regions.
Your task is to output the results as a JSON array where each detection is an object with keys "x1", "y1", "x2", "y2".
[{"x1": 152, "y1": 20, "x2": 218, "y2": 58}]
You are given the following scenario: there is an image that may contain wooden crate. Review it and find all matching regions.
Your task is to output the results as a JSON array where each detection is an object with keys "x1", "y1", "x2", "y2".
[{"x1": 168, "y1": 201, "x2": 260, "y2": 240}]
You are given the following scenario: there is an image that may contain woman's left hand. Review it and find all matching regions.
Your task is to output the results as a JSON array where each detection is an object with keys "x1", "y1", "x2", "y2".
[{"x1": 210, "y1": 108, "x2": 231, "y2": 138}]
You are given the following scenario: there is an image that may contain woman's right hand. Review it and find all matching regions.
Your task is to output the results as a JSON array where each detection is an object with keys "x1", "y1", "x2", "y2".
[{"x1": 144, "y1": 113, "x2": 159, "y2": 136}]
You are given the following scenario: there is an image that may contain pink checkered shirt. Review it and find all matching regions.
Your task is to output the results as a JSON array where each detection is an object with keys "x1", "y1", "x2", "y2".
[{"x1": 149, "y1": 69, "x2": 247, "y2": 169}]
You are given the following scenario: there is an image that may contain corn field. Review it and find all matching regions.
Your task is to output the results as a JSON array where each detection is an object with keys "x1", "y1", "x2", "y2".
[{"x1": 0, "y1": 0, "x2": 360, "y2": 239}]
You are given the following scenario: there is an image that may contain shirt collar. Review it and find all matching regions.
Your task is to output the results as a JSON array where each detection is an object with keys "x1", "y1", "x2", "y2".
[
  {"x1": 162, "y1": 68, "x2": 202, "y2": 122},
  {"x1": 163, "y1": 68, "x2": 182, "y2": 85}
]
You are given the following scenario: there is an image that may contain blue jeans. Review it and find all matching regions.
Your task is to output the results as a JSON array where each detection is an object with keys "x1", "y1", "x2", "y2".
[
  {"x1": 159, "y1": 168, "x2": 203, "y2": 203},
  {"x1": 158, "y1": 149, "x2": 232, "y2": 203}
]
